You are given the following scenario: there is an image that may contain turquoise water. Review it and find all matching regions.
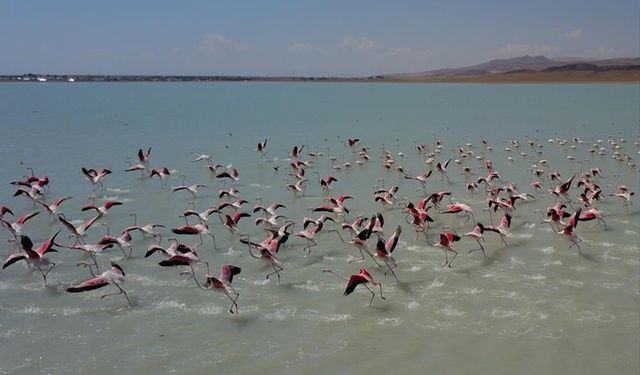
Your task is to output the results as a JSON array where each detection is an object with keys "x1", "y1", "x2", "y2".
[{"x1": 0, "y1": 83, "x2": 638, "y2": 374}]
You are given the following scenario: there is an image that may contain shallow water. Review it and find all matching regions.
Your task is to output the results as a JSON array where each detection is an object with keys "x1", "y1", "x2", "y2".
[{"x1": 0, "y1": 83, "x2": 638, "y2": 374}]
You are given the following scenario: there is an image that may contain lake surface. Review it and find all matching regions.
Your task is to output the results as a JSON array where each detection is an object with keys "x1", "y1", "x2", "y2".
[{"x1": 0, "y1": 82, "x2": 638, "y2": 374}]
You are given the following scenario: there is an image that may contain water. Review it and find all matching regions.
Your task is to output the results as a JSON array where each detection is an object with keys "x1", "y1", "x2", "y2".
[{"x1": 0, "y1": 82, "x2": 638, "y2": 374}]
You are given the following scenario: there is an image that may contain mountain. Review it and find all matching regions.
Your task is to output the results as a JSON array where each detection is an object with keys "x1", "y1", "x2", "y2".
[{"x1": 382, "y1": 55, "x2": 640, "y2": 82}]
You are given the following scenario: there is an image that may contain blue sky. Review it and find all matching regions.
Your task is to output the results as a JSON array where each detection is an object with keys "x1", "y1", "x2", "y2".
[{"x1": 1, "y1": 0, "x2": 638, "y2": 76}]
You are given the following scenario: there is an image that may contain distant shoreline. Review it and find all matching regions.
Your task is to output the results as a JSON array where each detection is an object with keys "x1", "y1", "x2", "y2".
[{"x1": 1, "y1": 71, "x2": 638, "y2": 84}]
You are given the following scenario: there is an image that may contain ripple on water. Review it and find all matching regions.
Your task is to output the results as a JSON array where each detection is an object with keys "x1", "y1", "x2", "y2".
[
  {"x1": 106, "y1": 188, "x2": 131, "y2": 194},
  {"x1": 436, "y1": 305, "x2": 466, "y2": 317},
  {"x1": 538, "y1": 246, "x2": 555, "y2": 254},
  {"x1": 490, "y1": 309, "x2": 520, "y2": 318},
  {"x1": 261, "y1": 306, "x2": 296, "y2": 321},
  {"x1": 377, "y1": 317, "x2": 402, "y2": 327}
]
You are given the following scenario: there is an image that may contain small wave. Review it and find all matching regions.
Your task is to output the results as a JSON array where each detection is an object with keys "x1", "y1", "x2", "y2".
[
  {"x1": 293, "y1": 282, "x2": 320, "y2": 292},
  {"x1": 106, "y1": 188, "x2": 130, "y2": 194},
  {"x1": 249, "y1": 183, "x2": 271, "y2": 189},
  {"x1": 407, "y1": 245, "x2": 426, "y2": 252},
  {"x1": 437, "y1": 305, "x2": 466, "y2": 316},
  {"x1": 428, "y1": 277, "x2": 446, "y2": 289},
  {"x1": 377, "y1": 317, "x2": 402, "y2": 326},
  {"x1": 542, "y1": 259, "x2": 562, "y2": 267},
  {"x1": 490, "y1": 309, "x2": 520, "y2": 318},
  {"x1": 624, "y1": 229, "x2": 638, "y2": 235},
  {"x1": 153, "y1": 299, "x2": 187, "y2": 310},
  {"x1": 262, "y1": 306, "x2": 296, "y2": 321},
  {"x1": 407, "y1": 301, "x2": 420, "y2": 310},
  {"x1": 408, "y1": 265, "x2": 423, "y2": 272},
  {"x1": 538, "y1": 246, "x2": 555, "y2": 254},
  {"x1": 17, "y1": 306, "x2": 42, "y2": 314},
  {"x1": 461, "y1": 287, "x2": 484, "y2": 295},
  {"x1": 560, "y1": 279, "x2": 584, "y2": 288},
  {"x1": 525, "y1": 274, "x2": 546, "y2": 282}
]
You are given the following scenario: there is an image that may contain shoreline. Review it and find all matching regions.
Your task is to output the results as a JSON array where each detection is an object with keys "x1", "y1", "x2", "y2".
[{"x1": 1, "y1": 72, "x2": 638, "y2": 84}]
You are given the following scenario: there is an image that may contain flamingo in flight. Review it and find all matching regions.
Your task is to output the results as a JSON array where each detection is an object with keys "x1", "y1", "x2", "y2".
[
  {"x1": 150, "y1": 167, "x2": 171, "y2": 185},
  {"x1": 66, "y1": 261, "x2": 131, "y2": 305},
  {"x1": 125, "y1": 213, "x2": 165, "y2": 239},
  {"x1": 216, "y1": 168, "x2": 240, "y2": 183},
  {"x1": 2, "y1": 231, "x2": 61, "y2": 285},
  {"x1": 172, "y1": 219, "x2": 217, "y2": 248},
  {"x1": 172, "y1": 177, "x2": 206, "y2": 199},
  {"x1": 58, "y1": 214, "x2": 101, "y2": 245},
  {"x1": 223, "y1": 211, "x2": 251, "y2": 233},
  {"x1": 322, "y1": 268, "x2": 386, "y2": 306},
  {"x1": 242, "y1": 234, "x2": 284, "y2": 283},
  {"x1": 37, "y1": 196, "x2": 72, "y2": 220},
  {"x1": 329, "y1": 229, "x2": 381, "y2": 266},
  {"x1": 98, "y1": 224, "x2": 134, "y2": 257},
  {"x1": 428, "y1": 230, "x2": 461, "y2": 268},
  {"x1": 256, "y1": 138, "x2": 267, "y2": 156},
  {"x1": 194, "y1": 264, "x2": 242, "y2": 314},
  {"x1": 374, "y1": 225, "x2": 403, "y2": 281},
  {"x1": 81, "y1": 167, "x2": 111, "y2": 190},
  {"x1": 0, "y1": 211, "x2": 39, "y2": 239},
  {"x1": 82, "y1": 200, "x2": 123, "y2": 216}
]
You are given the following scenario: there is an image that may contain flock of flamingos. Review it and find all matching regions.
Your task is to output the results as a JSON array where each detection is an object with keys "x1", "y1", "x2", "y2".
[{"x1": 1, "y1": 135, "x2": 637, "y2": 313}]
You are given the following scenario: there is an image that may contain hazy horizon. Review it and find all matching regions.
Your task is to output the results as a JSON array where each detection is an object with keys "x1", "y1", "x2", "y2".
[{"x1": 1, "y1": 0, "x2": 638, "y2": 76}]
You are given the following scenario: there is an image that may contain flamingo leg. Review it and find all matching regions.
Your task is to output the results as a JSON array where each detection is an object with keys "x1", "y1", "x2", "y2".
[
  {"x1": 364, "y1": 284, "x2": 376, "y2": 305},
  {"x1": 447, "y1": 248, "x2": 458, "y2": 268}
]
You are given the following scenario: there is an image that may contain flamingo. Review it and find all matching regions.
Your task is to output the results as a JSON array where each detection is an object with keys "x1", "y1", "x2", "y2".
[
  {"x1": 125, "y1": 213, "x2": 165, "y2": 239},
  {"x1": 192, "y1": 154, "x2": 211, "y2": 162},
  {"x1": 37, "y1": 196, "x2": 72, "y2": 220},
  {"x1": 436, "y1": 159, "x2": 452, "y2": 181},
  {"x1": 12, "y1": 185, "x2": 41, "y2": 203},
  {"x1": 428, "y1": 230, "x2": 461, "y2": 268},
  {"x1": 609, "y1": 191, "x2": 634, "y2": 213},
  {"x1": 137, "y1": 147, "x2": 152, "y2": 167},
  {"x1": 150, "y1": 167, "x2": 171, "y2": 185},
  {"x1": 216, "y1": 168, "x2": 240, "y2": 183},
  {"x1": 81, "y1": 167, "x2": 111, "y2": 189},
  {"x1": 223, "y1": 212, "x2": 251, "y2": 233},
  {"x1": 219, "y1": 187, "x2": 240, "y2": 200},
  {"x1": 287, "y1": 179, "x2": 307, "y2": 196},
  {"x1": 579, "y1": 207, "x2": 607, "y2": 229},
  {"x1": 322, "y1": 268, "x2": 386, "y2": 306},
  {"x1": 172, "y1": 176, "x2": 206, "y2": 199},
  {"x1": 196, "y1": 264, "x2": 242, "y2": 314},
  {"x1": 464, "y1": 223, "x2": 488, "y2": 256},
  {"x1": 374, "y1": 225, "x2": 402, "y2": 281},
  {"x1": 243, "y1": 235, "x2": 284, "y2": 283},
  {"x1": 253, "y1": 201, "x2": 286, "y2": 217},
  {"x1": 98, "y1": 225, "x2": 134, "y2": 257},
  {"x1": 66, "y1": 261, "x2": 131, "y2": 305},
  {"x1": 256, "y1": 138, "x2": 267, "y2": 156},
  {"x1": 484, "y1": 214, "x2": 512, "y2": 247},
  {"x1": 158, "y1": 245, "x2": 208, "y2": 282},
  {"x1": 58, "y1": 214, "x2": 100, "y2": 245},
  {"x1": 404, "y1": 169, "x2": 432, "y2": 192},
  {"x1": 172, "y1": 220, "x2": 217, "y2": 248},
  {"x1": 65, "y1": 242, "x2": 114, "y2": 271},
  {"x1": 329, "y1": 229, "x2": 381, "y2": 266},
  {"x1": 183, "y1": 204, "x2": 220, "y2": 223},
  {"x1": 0, "y1": 205, "x2": 13, "y2": 219},
  {"x1": 441, "y1": 202, "x2": 475, "y2": 223},
  {"x1": 293, "y1": 219, "x2": 330, "y2": 253},
  {"x1": 81, "y1": 200, "x2": 123, "y2": 216},
  {"x1": 2, "y1": 231, "x2": 60, "y2": 285},
  {"x1": 145, "y1": 237, "x2": 182, "y2": 258},
  {"x1": 0, "y1": 211, "x2": 39, "y2": 238}
]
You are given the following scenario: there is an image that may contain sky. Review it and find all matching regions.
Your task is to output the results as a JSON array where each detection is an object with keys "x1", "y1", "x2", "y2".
[{"x1": 0, "y1": 0, "x2": 638, "y2": 76}]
